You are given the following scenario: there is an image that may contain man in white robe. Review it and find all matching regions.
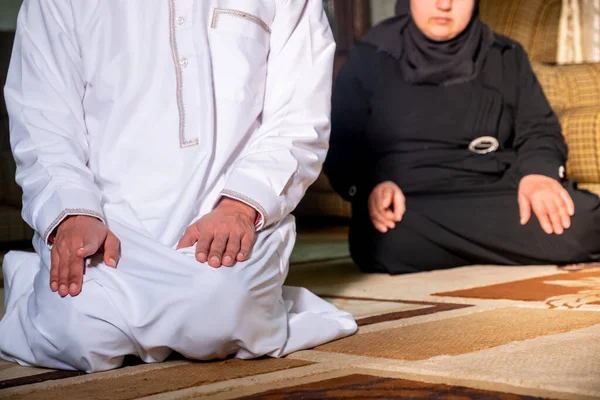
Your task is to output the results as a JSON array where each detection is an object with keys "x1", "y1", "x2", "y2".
[{"x1": 0, "y1": 0, "x2": 357, "y2": 372}]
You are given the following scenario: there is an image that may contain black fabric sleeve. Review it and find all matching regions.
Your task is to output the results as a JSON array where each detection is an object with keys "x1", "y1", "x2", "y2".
[
  {"x1": 513, "y1": 44, "x2": 567, "y2": 181},
  {"x1": 324, "y1": 44, "x2": 376, "y2": 202}
]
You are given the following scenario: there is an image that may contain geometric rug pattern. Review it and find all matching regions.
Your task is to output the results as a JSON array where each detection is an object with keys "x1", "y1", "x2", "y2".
[{"x1": 2, "y1": 238, "x2": 600, "y2": 399}]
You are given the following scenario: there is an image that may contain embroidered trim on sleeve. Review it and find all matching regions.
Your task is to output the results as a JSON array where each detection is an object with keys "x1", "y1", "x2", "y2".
[
  {"x1": 221, "y1": 189, "x2": 269, "y2": 226},
  {"x1": 43, "y1": 208, "x2": 105, "y2": 246}
]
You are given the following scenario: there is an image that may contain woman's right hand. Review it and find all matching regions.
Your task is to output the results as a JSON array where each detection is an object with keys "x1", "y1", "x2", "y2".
[{"x1": 368, "y1": 181, "x2": 406, "y2": 233}]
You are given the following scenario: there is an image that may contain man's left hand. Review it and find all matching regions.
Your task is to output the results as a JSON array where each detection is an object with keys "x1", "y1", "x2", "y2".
[
  {"x1": 518, "y1": 174, "x2": 575, "y2": 235},
  {"x1": 176, "y1": 198, "x2": 257, "y2": 267}
]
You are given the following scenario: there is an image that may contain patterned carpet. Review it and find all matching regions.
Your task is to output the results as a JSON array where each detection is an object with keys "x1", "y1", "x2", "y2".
[{"x1": 1, "y1": 234, "x2": 600, "y2": 399}]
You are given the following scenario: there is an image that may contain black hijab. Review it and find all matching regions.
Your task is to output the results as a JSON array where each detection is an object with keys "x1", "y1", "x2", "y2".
[{"x1": 366, "y1": 0, "x2": 494, "y2": 86}]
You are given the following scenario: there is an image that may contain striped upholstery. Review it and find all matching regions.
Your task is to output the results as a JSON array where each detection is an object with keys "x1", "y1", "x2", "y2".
[
  {"x1": 559, "y1": 106, "x2": 600, "y2": 186},
  {"x1": 579, "y1": 183, "x2": 600, "y2": 195},
  {"x1": 533, "y1": 63, "x2": 600, "y2": 112},
  {"x1": 534, "y1": 62, "x2": 600, "y2": 191},
  {"x1": 479, "y1": 0, "x2": 561, "y2": 63}
]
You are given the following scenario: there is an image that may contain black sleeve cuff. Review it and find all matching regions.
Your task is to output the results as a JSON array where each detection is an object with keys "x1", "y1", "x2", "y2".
[{"x1": 518, "y1": 159, "x2": 566, "y2": 182}]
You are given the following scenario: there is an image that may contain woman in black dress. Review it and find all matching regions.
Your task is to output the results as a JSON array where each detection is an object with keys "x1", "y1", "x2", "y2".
[{"x1": 324, "y1": 0, "x2": 600, "y2": 274}]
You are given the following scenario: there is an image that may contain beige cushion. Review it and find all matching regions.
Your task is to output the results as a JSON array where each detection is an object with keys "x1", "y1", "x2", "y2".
[{"x1": 480, "y1": 0, "x2": 561, "y2": 63}]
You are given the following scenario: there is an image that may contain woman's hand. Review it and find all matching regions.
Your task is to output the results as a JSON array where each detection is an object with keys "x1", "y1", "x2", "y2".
[
  {"x1": 369, "y1": 181, "x2": 406, "y2": 233},
  {"x1": 518, "y1": 174, "x2": 575, "y2": 235}
]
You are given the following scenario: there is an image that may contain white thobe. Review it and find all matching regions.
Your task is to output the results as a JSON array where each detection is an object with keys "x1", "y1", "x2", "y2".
[{"x1": 0, "y1": 0, "x2": 357, "y2": 372}]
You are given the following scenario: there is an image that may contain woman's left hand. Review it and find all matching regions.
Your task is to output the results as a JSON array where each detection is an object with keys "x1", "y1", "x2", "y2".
[{"x1": 518, "y1": 174, "x2": 575, "y2": 235}]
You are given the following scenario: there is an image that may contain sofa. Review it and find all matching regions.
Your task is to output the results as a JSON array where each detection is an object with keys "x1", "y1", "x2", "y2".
[{"x1": 294, "y1": 0, "x2": 600, "y2": 218}]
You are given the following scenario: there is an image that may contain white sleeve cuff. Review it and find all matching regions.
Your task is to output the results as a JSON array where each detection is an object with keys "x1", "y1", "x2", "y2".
[
  {"x1": 33, "y1": 187, "x2": 105, "y2": 246},
  {"x1": 220, "y1": 170, "x2": 283, "y2": 229},
  {"x1": 219, "y1": 192, "x2": 265, "y2": 231}
]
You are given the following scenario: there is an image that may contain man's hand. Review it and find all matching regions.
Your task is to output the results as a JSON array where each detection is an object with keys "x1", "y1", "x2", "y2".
[
  {"x1": 176, "y1": 198, "x2": 257, "y2": 267},
  {"x1": 369, "y1": 181, "x2": 406, "y2": 233},
  {"x1": 51, "y1": 215, "x2": 120, "y2": 297},
  {"x1": 518, "y1": 174, "x2": 575, "y2": 235}
]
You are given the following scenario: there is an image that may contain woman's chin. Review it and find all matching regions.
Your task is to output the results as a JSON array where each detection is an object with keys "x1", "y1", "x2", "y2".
[{"x1": 425, "y1": 27, "x2": 457, "y2": 41}]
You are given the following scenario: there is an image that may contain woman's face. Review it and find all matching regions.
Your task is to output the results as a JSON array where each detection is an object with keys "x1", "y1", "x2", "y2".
[{"x1": 410, "y1": 0, "x2": 475, "y2": 41}]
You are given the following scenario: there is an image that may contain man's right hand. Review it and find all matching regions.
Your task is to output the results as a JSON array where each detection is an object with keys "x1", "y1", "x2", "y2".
[
  {"x1": 369, "y1": 181, "x2": 406, "y2": 233},
  {"x1": 50, "y1": 215, "x2": 120, "y2": 297}
]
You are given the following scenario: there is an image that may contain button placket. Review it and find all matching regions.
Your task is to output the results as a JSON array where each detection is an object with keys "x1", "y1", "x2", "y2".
[
  {"x1": 168, "y1": 0, "x2": 198, "y2": 148},
  {"x1": 176, "y1": 9, "x2": 192, "y2": 69}
]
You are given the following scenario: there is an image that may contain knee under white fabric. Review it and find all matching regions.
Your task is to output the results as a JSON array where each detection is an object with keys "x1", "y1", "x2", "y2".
[{"x1": 0, "y1": 217, "x2": 357, "y2": 372}]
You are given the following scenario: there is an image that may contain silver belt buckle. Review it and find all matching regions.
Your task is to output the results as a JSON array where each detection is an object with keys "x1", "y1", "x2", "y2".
[{"x1": 468, "y1": 136, "x2": 499, "y2": 154}]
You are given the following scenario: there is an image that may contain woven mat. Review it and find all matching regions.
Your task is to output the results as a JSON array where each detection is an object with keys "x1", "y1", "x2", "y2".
[{"x1": 2, "y1": 244, "x2": 600, "y2": 398}]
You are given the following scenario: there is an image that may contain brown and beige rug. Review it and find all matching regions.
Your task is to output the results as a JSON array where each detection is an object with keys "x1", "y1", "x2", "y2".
[{"x1": 1, "y1": 234, "x2": 600, "y2": 399}]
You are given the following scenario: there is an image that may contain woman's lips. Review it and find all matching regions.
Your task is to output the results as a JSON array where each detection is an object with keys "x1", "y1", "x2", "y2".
[{"x1": 432, "y1": 17, "x2": 452, "y2": 25}]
